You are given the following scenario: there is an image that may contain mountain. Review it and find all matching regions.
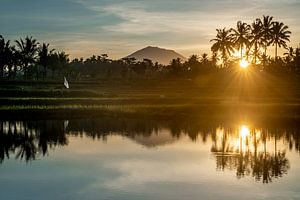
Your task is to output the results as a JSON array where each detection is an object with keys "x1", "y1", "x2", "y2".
[{"x1": 125, "y1": 46, "x2": 187, "y2": 65}]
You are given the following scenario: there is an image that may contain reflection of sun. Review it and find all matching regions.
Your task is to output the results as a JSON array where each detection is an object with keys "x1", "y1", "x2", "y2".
[
  {"x1": 240, "y1": 125, "x2": 250, "y2": 139},
  {"x1": 240, "y1": 59, "x2": 249, "y2": 69}
]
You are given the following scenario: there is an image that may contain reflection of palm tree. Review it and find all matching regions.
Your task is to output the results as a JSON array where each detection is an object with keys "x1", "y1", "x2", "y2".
[
  {"x1": 0, "y1": 121, "x2": 69, "y2": 163},
  {"x1": 270, "y1": 22, "x2": 291, "y2": 59},
  {"x1": 210, "y1": 28, "x2": 234, "y2": 67},
  {"x1": 272, "y1": 151, "x2": 289, "y2": 178},
  {"x1": 15, "y1": 130, "x2": 37, "y2": 162},
  {"x1": 37, "y1": 120, "x2": 68, "y2": 155},
  {"x1": 211, "y1": 129, "x2": 236, "y2": 170},
  {"x1": 252, "y1": 130, "x2": 260, "y2": 181},
  {"x1": 0, "y1": 126, "x2": 12, "y2": 163},
  {"x1": 211, "y1": 127, "x2": 290, "y2": 184}
]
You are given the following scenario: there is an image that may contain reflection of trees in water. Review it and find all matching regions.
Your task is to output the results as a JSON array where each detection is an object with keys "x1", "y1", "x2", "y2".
[
  {"x1": 68, "y1": 118, "x2": 159, "y2": 140},
  {"x1": 0, "y1": 121, "x2": 67, "y2": 162},
  {"x1": 0, "y1": 119, "x2": 162, "y2": 162},
  {"x1": 211, "y1": 127, "x2": 290, "y2": 183},
  {"x1": 0, "y1": 118, "x2": 299, "y2": 172}
]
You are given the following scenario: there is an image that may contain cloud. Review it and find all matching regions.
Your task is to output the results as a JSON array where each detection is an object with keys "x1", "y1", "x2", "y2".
[{"x1": 1, "y1": 0, "x2": 300, "y2": 58}]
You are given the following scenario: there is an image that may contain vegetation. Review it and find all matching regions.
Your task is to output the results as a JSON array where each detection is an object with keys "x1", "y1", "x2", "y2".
[
  {"x1": 1, "y1": 15, "x2": 300, "y2": 115},
  {"x1": 210, "y1": 15, "x2": 294, "y2": 71},
  {"x1": 0, "y1": 15, "x2": 299, "y2": 81}
]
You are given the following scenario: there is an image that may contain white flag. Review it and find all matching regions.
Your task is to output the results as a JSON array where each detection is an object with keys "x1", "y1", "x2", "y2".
[{"x1": 64, "y1": 76, "x2": 69, "y2": 89}]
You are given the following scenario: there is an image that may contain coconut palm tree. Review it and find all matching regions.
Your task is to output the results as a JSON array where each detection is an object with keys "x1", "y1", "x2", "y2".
[
  {"x1": 0, "y1": 35, "x2": 12, "y2": 79},
  {"x1": 231, "y1": 21, "x2": 251, "y2": 60},
  {"x1": 284, "y1": 47, "x2": 295, "y2": 72},
  {"x1": 210, "y1": 28, "x2": 235, "y2": 67},
  {"x1": 261, "y1": 15, "x2": 274, "y2": 56},
  {"x1": 38, "y1": 43, "x2": 54, "y2": 80},
  {"x1": 270, "y1": 22, "x2": 291, "y2": 59},
  {"x1": 57, "y1": 51, "x2": 70, "y2": 77},
  {"x1": 249, "y1": 19, "x2": 263, "y2": 64},
  {"x1": 15, "y1": 36, "x2": 39, "y2": 79},
  {"x1": 284, "y1": 47, "x2": 295, "y2": 59},
  {"x1": 200, "y1": 53, "x2": 209, "y2": 63}
]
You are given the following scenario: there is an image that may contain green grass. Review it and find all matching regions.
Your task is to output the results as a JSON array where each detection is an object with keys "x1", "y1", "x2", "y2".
[{"x1": 1, "y1": 73, "x2": 300, "y2": 120}]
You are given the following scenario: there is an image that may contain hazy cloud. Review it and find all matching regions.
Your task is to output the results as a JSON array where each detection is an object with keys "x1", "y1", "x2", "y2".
[{"x1": 1, "y1": 0, "x2": 300, "y2": 58}]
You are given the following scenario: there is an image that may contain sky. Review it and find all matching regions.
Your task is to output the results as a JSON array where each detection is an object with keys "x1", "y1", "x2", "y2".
[{"x1": 1, "y1": 0, "x2": 300, "y2": 59}]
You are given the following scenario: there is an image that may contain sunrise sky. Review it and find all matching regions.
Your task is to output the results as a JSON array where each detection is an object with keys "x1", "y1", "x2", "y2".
[{"x1": 1, "y1": 0, "x2": 300, "y2": 59}]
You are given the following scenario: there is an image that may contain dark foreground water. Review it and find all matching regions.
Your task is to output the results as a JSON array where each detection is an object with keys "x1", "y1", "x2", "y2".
[{"x1": 1, "y1": 117, "x2": 300, "y2": 200}]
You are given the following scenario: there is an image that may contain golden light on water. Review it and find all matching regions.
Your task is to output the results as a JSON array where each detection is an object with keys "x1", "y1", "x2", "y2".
[
  {"x1": 240, "y1": 125, "x2": 250, "y2": 139},
  {"x1": 240, "y1": 59, "x2": 249, "y2": 69}
]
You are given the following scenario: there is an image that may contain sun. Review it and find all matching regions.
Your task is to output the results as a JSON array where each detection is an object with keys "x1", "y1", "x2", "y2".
[{"x1": 240, "y1": 59, "x2": 249, "y2": 69}]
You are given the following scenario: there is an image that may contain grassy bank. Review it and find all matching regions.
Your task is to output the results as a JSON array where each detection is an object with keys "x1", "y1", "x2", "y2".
[{"x1": 1, "y1": 73, "x2": 300, "y2": 120}]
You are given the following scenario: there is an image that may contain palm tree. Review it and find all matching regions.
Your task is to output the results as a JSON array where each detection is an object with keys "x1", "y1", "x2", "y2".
[
  {"x1": 200, "y1": 53, "x2": 209, "y2": 63},
  {"x1": 231, "y1": 21, "x2": 251, "y2": 60},
  {"x1": 270, "y1": 22, "x2": 291, "y2": 59},
  {"x1": 6, "y1": 46, "x2": 18, "y2": 80},
  {"x1": 57, "y1": 51, "x2": 69, "y2": 76},
  {"x1": 249, "y1": 19, "x2": 263, "y2": 64},
  {"x1": 295, "y1": 47, "x2": 300, "y2": 73},
  {"x1": 210, "y1": 28, "x2": 235, "y2": 67},
  {"x1": 261, "y1": 15, "x2": 274, "y2": 56},
  {"x1": 0, "y1": 35, "x2": 12, "y2": 79},
  {"x1": 15, "y1": 36, "x2": 39, "y2": 79},
  {"x1": 284, "y1": 47, "x2": 295, "y2": 59},
  {"x1": 284, "y1": 47, "x2": 295, "y2": 72},
  {"x1": 38, "y1": 43, "x2": 54, "y2": 80}
]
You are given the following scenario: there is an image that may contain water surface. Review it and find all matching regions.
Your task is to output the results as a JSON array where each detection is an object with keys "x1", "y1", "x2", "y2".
[{"x1": 0, "y1": 117, "x2": 300, "y2": 200}]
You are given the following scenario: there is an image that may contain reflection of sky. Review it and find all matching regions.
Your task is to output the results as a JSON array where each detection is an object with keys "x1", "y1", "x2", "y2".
[
  {"x1": 0, "y1": 129, "x2": 300, "y2": 200},
  {"x1": 1, "y1": 0, "x2": 300, "y2": 59}
]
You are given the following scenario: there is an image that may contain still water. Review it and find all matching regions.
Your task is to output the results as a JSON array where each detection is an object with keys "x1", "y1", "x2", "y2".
[{"x1": 0, "y1": 117, "x2": 300, "y2": 200}]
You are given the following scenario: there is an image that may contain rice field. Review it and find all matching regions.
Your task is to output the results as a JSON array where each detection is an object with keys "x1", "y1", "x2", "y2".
[{"x1": 1, "y1": 75, "x2": 300, "y2": 120}]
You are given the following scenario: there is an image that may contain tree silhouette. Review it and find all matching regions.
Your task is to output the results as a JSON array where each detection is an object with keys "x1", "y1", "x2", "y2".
[
  {"x1": 270, "y1": 22, "x2": 291, "y2": 59},
  {"x1": 48, "y1": 51, "x2": 69, "y2": 78},
  {"x1": 15, "y1": 132, "x2": 37, "y2": 162},
  {"x1": 15, "y1": 36, "x2": 39, "y2": 79},
  {"x1": 0, "y1": 35, "x2": 13, "y2": 79},
  {"x1": 185, "y1": 55, "x2": 200, "y2": 75},
  {"x1": 211, "y1": 127, "x2": 291, "y2": 183},
  {"x1": 249, "y1": 19, "x2": 263, "y2": 65},
  {"x1": 231, "y1": 21, "x2": 251, "y2": 60},
  {"x1": 210, "y1": 28, "x2": 234, "y2": 67},
  {"x1": 169, "y1": 58, "x2": 183, "y2": 74},
  {"x1": 261, "y1": 15, "x2": 274, "y2": 57},
  {"x1": 38, "y1": 43, "x2": 54, "y2": 80},
  {"x1": 57, "y1": 51, "x2": 69, "y2": 76}
]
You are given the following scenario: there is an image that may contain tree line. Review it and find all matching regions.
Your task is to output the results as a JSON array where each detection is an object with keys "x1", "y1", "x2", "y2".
[
  {"x1": 0, "y1": 35, "x2": 218, "y2": 80},
  {"x1": 210, "y1": 15, "x2": 300, "y2": 72},
  {"x1": 0, "y1": 15, "x2": 300, "y2": 81}
]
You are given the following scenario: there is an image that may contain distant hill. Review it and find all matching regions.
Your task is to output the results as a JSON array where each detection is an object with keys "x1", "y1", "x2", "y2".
[{"x1": 125, "y1": 46, "x2": 187, "y2": 65}]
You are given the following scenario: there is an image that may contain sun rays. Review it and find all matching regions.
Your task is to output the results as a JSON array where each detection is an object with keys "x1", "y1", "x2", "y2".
[{"x1": 239, "y1": 59, "x2": 250, "y2": 69}]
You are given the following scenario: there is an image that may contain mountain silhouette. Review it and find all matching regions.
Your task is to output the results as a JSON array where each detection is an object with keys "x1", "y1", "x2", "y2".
[{"x1": 125, "y1": 46, "x2": 187, "y2": 65}]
